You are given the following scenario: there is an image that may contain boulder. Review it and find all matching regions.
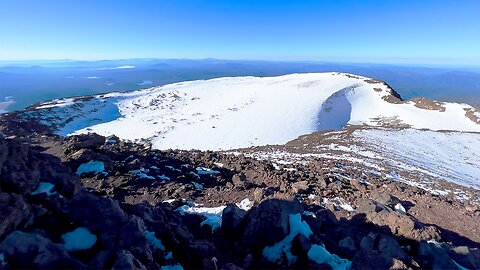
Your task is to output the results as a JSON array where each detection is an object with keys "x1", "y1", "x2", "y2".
[
  {"x1": 118, "y1": 216, "x2": 153, "y2": 267},
  {"x1": 356, "y1": 199, "x2": 392, "y2": 214},
  {"x1": 0, "y1": 192, "x2": 32, "y2": 239},
  {"x1": 351, "y1": 249, "x2": 407, "y2": 270},
  {"x1": 371, "y1": 191, "x2": 401, "y2": 206},
  {"x1": 291, "y1": 233, "x2": 312, "y2": 256},
  {"x1": 357, "y1": 199, "x2": 439, "y2": 241},
  {"x1": 292, "y1": 181, "x2": 309, "y2": 194},
  {"x1": 339, "y1": 236, "x2": 356, "y2": 252},
  {"x1": 242, "y1": 199, "x2": 303, "y2": 248},
  {"x1": 232, "y1": 173, "x2": 247, "y2": 189},
  {"x1": 417, "y1": 241, "x2": 458, "y2": 269},
  {"x1": 0, "y1": 231, "x2": 84, "y2": 269},
  {"x1": 377, "y1": 235, "x2": 407, "y2": 260},
  {"x1": 66, "y1": 191, "x2": 129, "y2": 250},
  {"x1": 222, "y1": 204, "x2": 247, "y2": 236},
  {"x1": 64, "y1": 133, "x2": 105, "y2": 153},
  {"x1": 448, "y1": 246, "x2": 480, "y2": 269}
]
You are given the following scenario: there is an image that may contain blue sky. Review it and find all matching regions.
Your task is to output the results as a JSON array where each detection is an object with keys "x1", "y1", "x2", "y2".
[{"x1": 1, "y1": 0, "x2": 479, "y2": 65}]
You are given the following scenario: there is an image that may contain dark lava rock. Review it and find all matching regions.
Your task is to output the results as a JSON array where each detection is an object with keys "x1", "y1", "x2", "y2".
[
  {"x1": 356, "y1": 199, "x2": 392, "y2": 214},
  {"x1": 117, "y1": 216, "x2": 153, "y2": 267},
  {"x1": 0, "y1": 231, "x2": 84, "y2": 269},
  {"x1": 64, "y1": 133, "x2": 106, "y2": 153},
  {"x1": 291, "y1": 233, "x2": 312, "y2": 256},
  {"x1": 417, "y1": 241, "x2": 458, "y2": 269},
  {"x1": 448, "y1": 246, "x2": 480, "y2": 269},
  {"x1": 112, "y1": 250, "x2": 147, "y2": 270},
  {"x1": 242, "y1": 199, "x2": 303, "y2": 248},
  {"x1": 222, "y1": 204, "x2": 247, "y2": 236},
  {"x1": 66, "y1": 191, "x2": 129, "y2": 250},
  {"x1": 339, "y1": 236, "x2": 356, "y2": 252},
  {"x1": 351, "y1": 249, "x2": 407, "y2": 270},
  {"x1": 0, "y1": 192, "x2": 32, "y2": 239}
]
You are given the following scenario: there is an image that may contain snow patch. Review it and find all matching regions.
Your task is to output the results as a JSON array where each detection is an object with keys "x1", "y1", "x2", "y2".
[
  {"x1": 308, "y1": 244, "x2": 351, "y2": 270},
  {"x1": 76, "y1": 160, "x2": 105, "y2": 175},
  {"x1": 176, "y1": 204, "x2": 226, "y2": 231},
  {"x1": 196, "y1": 167, "x2": 220, "y2": 175},
  {"x1": 31, "y1": 182, "x2": 55, "y2": 196},
  {"x1": 62, "y1": 227, "x2": 97, "y2": 252},
  {"x1": 236, "y1": 198, "x2": 254, "y2": 211},
  {"x1": 394, "y1": 203, "x2": 407, "y2": 215}
]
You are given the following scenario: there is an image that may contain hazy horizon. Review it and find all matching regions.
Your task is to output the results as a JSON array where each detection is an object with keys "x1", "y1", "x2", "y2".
[{"x1": 1, "y1": 0, "x2": 480, "y2": 65}]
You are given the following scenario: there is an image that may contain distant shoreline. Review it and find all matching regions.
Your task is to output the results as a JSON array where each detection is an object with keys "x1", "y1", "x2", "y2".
[{"x1": 0, "y1": 97, "x2": 15, "y2": 113}]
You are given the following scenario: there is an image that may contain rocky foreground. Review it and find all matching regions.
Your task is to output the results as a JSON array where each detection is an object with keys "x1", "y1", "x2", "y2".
[{"x1": 0, "y1": 116, "x2": 480, "y2": 269}]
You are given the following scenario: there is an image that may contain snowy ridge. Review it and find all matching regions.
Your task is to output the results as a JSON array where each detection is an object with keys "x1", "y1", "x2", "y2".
[{"x1": 25, "y1": 72, "x2": 479, "y2": 150}]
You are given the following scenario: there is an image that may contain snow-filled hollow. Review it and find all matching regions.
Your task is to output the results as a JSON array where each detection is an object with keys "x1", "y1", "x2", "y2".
[{"x1": 29, "y1": 73, "x2": 480, "y2": 151}]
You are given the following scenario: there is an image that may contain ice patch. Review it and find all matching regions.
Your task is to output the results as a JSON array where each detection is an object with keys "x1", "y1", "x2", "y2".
[
  {"x1": 76, "y1": 160, "x2": 105, "y2": 175},
  {"x1": 62, "y1": 227, "x2": 97, "y2": 252}
]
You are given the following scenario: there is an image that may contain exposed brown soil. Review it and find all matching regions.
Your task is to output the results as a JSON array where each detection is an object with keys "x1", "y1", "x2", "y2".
[
  {"x1": 465, "y1": 107, "x2": 480, "y2": 125},
  {"x1": 410, "y1": 97, "x2": 446, "y2": 112}
]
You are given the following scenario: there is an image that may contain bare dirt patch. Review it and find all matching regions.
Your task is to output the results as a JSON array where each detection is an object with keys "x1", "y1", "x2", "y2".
[
  {"x1": 464, "y1": 108, "x2": 480, "y2": 125},
  {"x1": 410, "y1": 97, "x2": 446, "y2": 112}
]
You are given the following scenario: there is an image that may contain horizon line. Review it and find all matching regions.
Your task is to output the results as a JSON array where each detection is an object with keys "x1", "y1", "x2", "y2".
[{"x1": 0, "y1": 57, "x2": 480, "y2": 69}]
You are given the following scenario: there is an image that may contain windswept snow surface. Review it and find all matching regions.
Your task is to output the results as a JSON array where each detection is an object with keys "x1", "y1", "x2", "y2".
[
  {"x1": 28, "y1": 73, "x2": 479, "y2": 150},
  {"x1": 349, "y1": 129, "x2": 480, "y2": 189}
]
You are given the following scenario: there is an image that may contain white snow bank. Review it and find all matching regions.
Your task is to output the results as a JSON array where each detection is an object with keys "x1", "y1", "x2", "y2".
[{"x1": 62, "y1": 227, "x2": 97, "y2": 251}]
